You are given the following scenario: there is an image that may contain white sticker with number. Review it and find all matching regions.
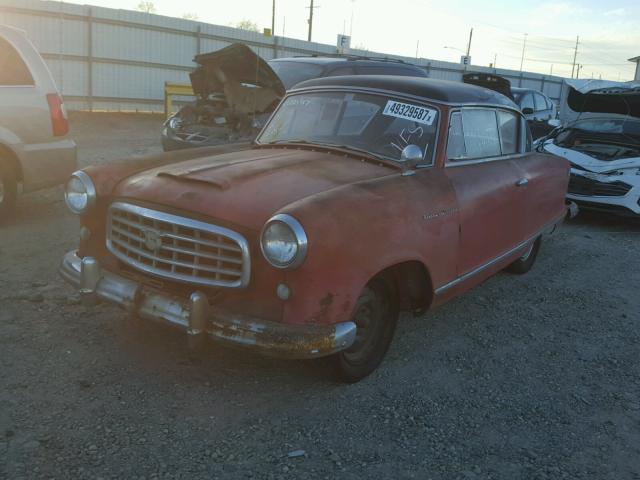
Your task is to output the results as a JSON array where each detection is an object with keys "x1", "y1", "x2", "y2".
[{"x1": 382, "y1": 100, "x2": 437, "y2": 125}]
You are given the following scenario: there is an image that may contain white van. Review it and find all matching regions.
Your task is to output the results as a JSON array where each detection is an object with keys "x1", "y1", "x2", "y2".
[{"x1": 0, "y1": 24, "x2": 77, "y2": 218}]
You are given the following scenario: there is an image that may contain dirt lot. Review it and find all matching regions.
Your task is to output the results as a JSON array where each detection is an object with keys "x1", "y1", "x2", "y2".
[{"x1": 1, "y1": 112, "x2": 639, "y2": 480}]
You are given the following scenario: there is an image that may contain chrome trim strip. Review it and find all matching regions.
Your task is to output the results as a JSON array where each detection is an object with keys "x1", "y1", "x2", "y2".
[
  {"x1": 434, "y1": 215, "x2": 564, "y2": 295},
  {"x1": 106, "y1": 202, "x2": 251, "y2": 288}
]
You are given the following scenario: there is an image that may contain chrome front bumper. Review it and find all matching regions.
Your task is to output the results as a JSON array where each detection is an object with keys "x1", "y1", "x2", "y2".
[{"x1": 59, "y1": 251, "x2": 357, "y2": 359}]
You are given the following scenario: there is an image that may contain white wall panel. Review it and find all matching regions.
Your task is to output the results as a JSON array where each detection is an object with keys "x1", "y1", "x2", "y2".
[{"x1": 0, "y1": 0, "x2": 566, "y2": 110}]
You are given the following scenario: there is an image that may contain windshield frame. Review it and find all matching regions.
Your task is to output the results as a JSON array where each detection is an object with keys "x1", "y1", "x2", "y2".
[{"x1": 255, "y1": 86, "x2": 443, "y2": 168}]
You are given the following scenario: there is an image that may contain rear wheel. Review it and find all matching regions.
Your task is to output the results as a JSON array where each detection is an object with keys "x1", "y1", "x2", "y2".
[
  {"x1": 0, "y1": 162, "x2": 17, "y2": 220},
  {"x1": 507, "y1": 237, "x2": 541, "y2": 274},
  {"x1": 332, "y1": 277, "x2": 399, "y2": 383}
]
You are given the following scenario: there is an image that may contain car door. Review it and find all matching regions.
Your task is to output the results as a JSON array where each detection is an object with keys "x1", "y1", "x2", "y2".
[
  {"x1": 510, "y1": 115, "x2": 569, "y2": 241},
  {"x1": 444, "y1": 108, "x2": 527, "y2": 276}
]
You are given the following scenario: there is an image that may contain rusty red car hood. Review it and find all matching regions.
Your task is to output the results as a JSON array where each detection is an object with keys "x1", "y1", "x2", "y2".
[{"x1": 113, "y1": 147, "x2": 396, "y2": 230}]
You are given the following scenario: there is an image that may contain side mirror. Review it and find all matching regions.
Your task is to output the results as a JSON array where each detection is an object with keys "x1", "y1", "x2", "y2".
[
  {"x1": 547, "y1": 119, "x2": 561, "y2": 128},
  {"x1": 400, "y1": 144, "x2": 423, "y2": 167},
  {"x1": 522, "y1": 107, "x2": 534, "y2": 115}
]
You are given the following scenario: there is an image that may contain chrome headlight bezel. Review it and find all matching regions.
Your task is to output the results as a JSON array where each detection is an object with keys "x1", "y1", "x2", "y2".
[
  {"x1": 64, "y1": 170, "x2": 96, "y2": 215},
  {"x1": 260, "y1": 214, "x2": 308, "y2": 269}
]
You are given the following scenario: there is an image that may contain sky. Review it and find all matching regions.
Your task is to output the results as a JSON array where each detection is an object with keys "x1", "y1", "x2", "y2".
[{"x1": 74, "y1": 0, "x2": 639, "y2": 81}]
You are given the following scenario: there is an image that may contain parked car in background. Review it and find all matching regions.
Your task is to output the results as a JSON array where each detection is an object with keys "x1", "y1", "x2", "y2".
[
  {"x1": 462, "y1": 73, "x2": 557, "y2": 139},
  {"x1": 60, "y1": 75, "x2": 570, "y2": 382},
  {"x1": 539, "y1": 79, "x2": 640, "y2": 217},
  {"x1": 161, "y1": 43, "x2": 427, "y2": 151},
  {"x1": 512, "y1": 87, "x2": 557, "y2": 139},
  {"x1": 0, "y1": 25, "x2": 76, "y2": 219}
]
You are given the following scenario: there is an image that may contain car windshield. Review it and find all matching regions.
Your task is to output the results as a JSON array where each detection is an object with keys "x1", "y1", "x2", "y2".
[
  {"x1": 268, "y1": 61, "x2": 324, "y2": 89},
  {"x1": 257, "y1": 91, "x2": 439, "y2": 163}
]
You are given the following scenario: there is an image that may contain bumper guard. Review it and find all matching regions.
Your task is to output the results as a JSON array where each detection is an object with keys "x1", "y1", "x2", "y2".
[{"x1": 59, "y1": 251, "x2": 357, "y2": 359}]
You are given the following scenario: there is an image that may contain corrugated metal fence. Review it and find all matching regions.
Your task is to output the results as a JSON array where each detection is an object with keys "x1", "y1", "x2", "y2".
[{"x1": 0, "y1": 0, "x2": 565, "y2": 112}]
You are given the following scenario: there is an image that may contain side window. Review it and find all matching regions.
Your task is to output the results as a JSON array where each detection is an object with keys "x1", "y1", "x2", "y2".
[
  {"x1": 460, "y1": 109, "x2": 501, "y2": 158},
  {"x1": 446, "y1": 112, "x2": 466, "y2": 159},
  {"x1": 533, "y1": 93, "x2": 547, "y2": 112},
  {"x1": 497, "y1": 110, "x2": 519, "y2": 155},
  {"x1": 448, "y1": 109, "x2": 522, "y2": 161},
  {"x1": 519, "y1": 93, "x2": 534, "y2": 111},
  {"x1": 0, "y1": 36, "x2": 34, "y2": 85}
]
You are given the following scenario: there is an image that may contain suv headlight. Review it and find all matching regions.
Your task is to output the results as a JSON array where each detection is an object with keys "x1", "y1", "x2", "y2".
[
  {"x1": 64, "y1": 171, "x2": 96, "y2": 215},
  {"x1": 260, "y1": 214, "x2": 308, "y2": 269}
]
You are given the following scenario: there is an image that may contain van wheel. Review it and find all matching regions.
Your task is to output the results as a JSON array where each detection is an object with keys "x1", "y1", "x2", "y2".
[
  {"x1": 332, "y1": 277, "x2": 398, "y2": 383},
  {"x1": 0, "y1": 163, "x2": 17, "y2": 219},
  {"x1": 507, "y1": 237, "x2": 541, "y2": 274}
]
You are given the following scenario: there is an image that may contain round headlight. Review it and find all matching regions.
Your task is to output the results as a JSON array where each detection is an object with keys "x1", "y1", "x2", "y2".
[
  {"x1": 64, "y1": 170, "x2": 96, "y2": 215},
  {"x1": 260, "y1": 214, "x2": 308, "y2": 269}
]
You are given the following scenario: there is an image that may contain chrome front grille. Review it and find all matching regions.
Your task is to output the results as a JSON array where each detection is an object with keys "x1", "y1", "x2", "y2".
[{"x1": 106, "y1": 202, "x2": 250, "y2": 288}]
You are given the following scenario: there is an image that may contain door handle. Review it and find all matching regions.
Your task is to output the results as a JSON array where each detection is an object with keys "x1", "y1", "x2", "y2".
[{"x1": 516, "y1": 178, "x2": 529, "y2": 187}]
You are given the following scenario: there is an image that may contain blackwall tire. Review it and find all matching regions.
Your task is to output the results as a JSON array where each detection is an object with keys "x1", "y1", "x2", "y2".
[
  {"x1": 507, "y1": 237, "x2": 541, "y2": 274},
  {"x1": 332, "y1": 277, "x2": 399, "y2": 383}
]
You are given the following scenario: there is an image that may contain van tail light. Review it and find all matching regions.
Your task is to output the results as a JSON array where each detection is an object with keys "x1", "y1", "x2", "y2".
[{"x1": 46, "y1": 93, "x2": 69, "y2": 136}]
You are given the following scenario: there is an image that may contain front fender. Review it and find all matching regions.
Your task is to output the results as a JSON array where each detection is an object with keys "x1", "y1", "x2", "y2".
[{"x1": 278, "y1": 169, "x2": 459, "y2": 326}]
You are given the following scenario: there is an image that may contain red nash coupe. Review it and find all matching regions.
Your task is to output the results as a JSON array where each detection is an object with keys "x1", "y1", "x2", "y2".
[{"x1": 60, "y1": 75, "x2": 571, "y2": 382}]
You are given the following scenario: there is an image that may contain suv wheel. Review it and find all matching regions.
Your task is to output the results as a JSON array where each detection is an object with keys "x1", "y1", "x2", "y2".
[{"x1": 0, "y1": 162, "x2": 17, "y2": 219}]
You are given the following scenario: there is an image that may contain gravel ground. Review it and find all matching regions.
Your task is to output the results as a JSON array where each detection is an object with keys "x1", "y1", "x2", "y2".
[{"x1": 1, "y1": 112, "x2": 639, "y2": 480}]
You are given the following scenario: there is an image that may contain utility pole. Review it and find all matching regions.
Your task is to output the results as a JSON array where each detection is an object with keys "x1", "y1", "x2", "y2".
[
  {"x1": 493, "y1": 53, "x2": 497, "y2": 69},
  {"x1": 307, "y1": 0, "x2": 319, "y2": 42},
  {"x1": 519, "y1": 33, "x2": 527, "y2": 71},
  {"x1": 349, "y1": 0, "x2": 355, "y2": 37},
  {"x1": 271, "y1": 0, "x2": 275, "y2": 36},
  {"x1": 550, "y1": 64, "x2": 553, "y2": 75},
  {"x1": 576, "y1": 64, "x2": 583, "y2": 79},
  {"x1": 466, "y1": 27, "x2": 473, "y2": 56},
  {"x1": 571, "y1": 35, "x2": 579, "y2": 78},
  {"x1": 416, "y1": 40, "x2": 420, "y2": 59}
]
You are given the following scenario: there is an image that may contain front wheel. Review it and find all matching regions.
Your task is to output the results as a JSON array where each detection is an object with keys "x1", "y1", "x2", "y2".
[
  {"x1": 0, "y1": 163, "x2": 17, "y2": 220},
  {"x1": 332, "y1": 277, "x2": 399, "y2": 383},
  {"x1": 506, "y1": 237, "x2": 541, "y2": 274}
]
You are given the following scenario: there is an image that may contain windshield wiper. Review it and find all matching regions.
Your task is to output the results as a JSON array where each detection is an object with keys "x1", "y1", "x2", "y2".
[
  {"x1": 265, "y1": 139, "x2": 312, "y2": 145},
  {"x1": 261, "y1": 140, "x2": 398, "y2": 167}
]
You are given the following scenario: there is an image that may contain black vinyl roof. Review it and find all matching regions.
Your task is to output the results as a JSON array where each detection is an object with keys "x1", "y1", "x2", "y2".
[{"x1": 292, "y1": 75, "x2": 519, "y2": 108}]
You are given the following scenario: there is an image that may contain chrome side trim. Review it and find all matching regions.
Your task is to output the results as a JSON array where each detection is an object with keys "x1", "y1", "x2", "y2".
[
  {"x1": 434, "y1": 214, "x2": 564, "y2": 295},
  {"x1": 106, "y1": 202, "x2": 251, "y2": 288}
]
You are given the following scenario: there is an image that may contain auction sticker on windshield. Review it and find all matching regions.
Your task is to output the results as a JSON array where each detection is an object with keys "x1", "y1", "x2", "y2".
[{"x1": 383, "y1": 100, "x2": 436, "y2": 125}]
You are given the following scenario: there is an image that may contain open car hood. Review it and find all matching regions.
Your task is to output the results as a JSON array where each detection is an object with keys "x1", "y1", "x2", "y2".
[
  {"x1": 462, "y1": 72, "x2": 513, "y2": 100},
  {"x1": 560, "y1": 79, "x2": 640, "y2": 124},
  {"x1": 189, "y1": 43, "x2": 286, "y2": 114}
]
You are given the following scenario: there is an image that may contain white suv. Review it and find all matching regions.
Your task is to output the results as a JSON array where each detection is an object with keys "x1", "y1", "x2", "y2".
[{"x1": 0, "y1": 24, "x2": 77, "y2": 218}]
